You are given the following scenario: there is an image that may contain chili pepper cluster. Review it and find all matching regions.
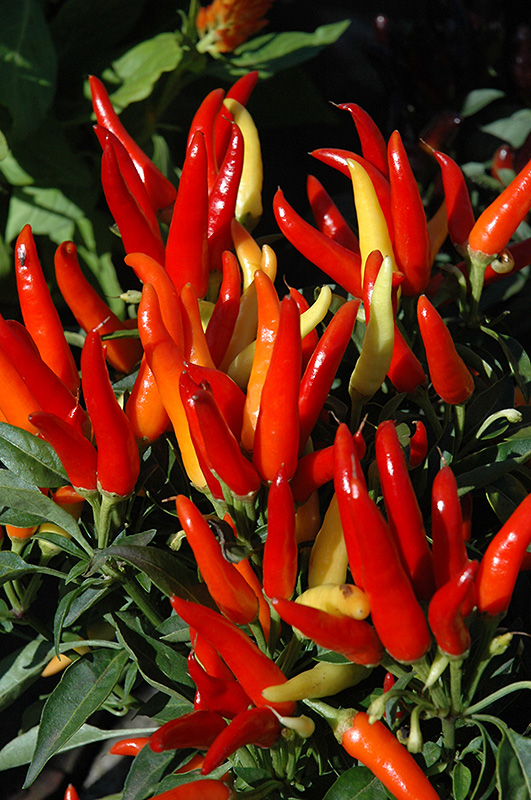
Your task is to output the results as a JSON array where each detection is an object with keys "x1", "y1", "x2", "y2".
[{"x1": 1, "y1": 66, "x2": 531, "y2": 800}]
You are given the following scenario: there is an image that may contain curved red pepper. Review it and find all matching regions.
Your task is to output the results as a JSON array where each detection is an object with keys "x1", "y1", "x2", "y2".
[
  {"x1": 186, "y1": 88, "x2": 225, "y2": 194},
  {"x1": 0, "y1": 344, "x2": 41, "y2": 433},
  {"x1": 124, "y1": 252, "x2": 184, "y2": 348},
  {"x1": 29, "y1": 411, "x2": 98, "y2": 493},
  {"x1": 150, "y1": 709, "x2": 227, "y2": 752},
  {"x1": 187, "y1": 652, "x2": 251, "y2": 718},
  {"x1": 337, "y1": 103, "x2": 389, "y2": 178},
  {"x1": 273, "y1": 189, "x2": 363, "y2": 298},
  {"x1": 81, "y1": 331, "x2": 140, "y2": 497},
  {"x1": 271, "y1": 596, "x2": 383, "y2": 666},
  {"x1": 417, "y1": 295, "x2": 474, "y2": 405},
  {"x1": 14, "y1": 226, "x2": 79, "y2": 395},
  {"x1": 185, "y1": 361, "x2": 245, "y2": 441},
  {"x1": 165, "y1": 131, "x2": 210, "y2": 298},
  {"x1": 201, "y1": 707, "x2": 280, "y2": 775},
  {"x1": 88, "y1": 75, "x2": 176, "y2": 214},
  {"x1": 387, "y1": 130, "x2": 431, "y2": 296},
  {"x1": 408, "y1": 420, "x2": 428, "y2": 468},
  {"x1": 214, "y1": 71, "x2": 258, "y2": 165},
  {"x1": 306, "y1": 174, "x2": 360, "y2": 252},
  {"x1": 205, "y1": 251, "x2": 241, "y2": 368},
  {"x1": 430, "y1": 147, "x2": 475, "y2": 249},
  {"x1": 375, "y1": 420, "x2": 435, "y2": 600},
  {"x1": 428, "y1": 561, "x2": 478, "y2": 656},
  {"x1": 170, "y1": 596, "x2": 296, "y2": 716},
  {"x1": 175, "y1": 494, "x2": 258, "y2": 624},
  {"x1": 208, "y1": 121, "x2": 244, "y2": 270},
  {"x1": 263, "y1": 466, "x2": 297, "y2": 600},
  {"x1": 109, "y1": 736, "x2": 149, "y2": 756}
]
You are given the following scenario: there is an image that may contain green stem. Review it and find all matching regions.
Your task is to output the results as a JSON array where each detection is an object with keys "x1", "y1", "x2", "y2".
[
  {"x1": 122, "y1": 576, "x2": 164, "y2": 628},
  {"x1": 463, "y1": 680, "x2": 531, "y2": 716},
  {"x1": 3, "y1": 580, "x2": 23, "y2": 616},
  {"x1": 449, "y1": 658, "x2": 464, "y2": 713},
  {"x1": 452, "y1": 402, "x2": 467, "y2": 454},
  {"x1": 440, "y1": 714, "x2": 456, "y2": 757},
  {"x1": 463, "y1": 614, "x2": 503, "y2": 706}
]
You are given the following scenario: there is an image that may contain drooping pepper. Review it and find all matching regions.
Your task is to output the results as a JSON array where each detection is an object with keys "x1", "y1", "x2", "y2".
[
  {"x1": 296, "y1": 583, "x2": 370, "y2": 620},
  {"x1": 175, "y1": 494, "x2": 258, "y2": 624},
  {"x1": 387, "y1": 322, "x2": 427, "y2": 394},
  {"x1": 149, "y1": 710, "x2": 228, "y2": 753},
  {"x1": 201, "y1": 707, "x2": 280, "y2": 775},
  {"x1": 80, "y1": 330, "x2": 140, "y2": 497},
  {"x1": 428, "y1": 561, "x2": 478, "y2": 657},
  {"x1": 187, "y1": 652, "x2": 251, "y2": 718},
  {"x1": 170, "y1": 596, "x2": 296, "y2": 717},
  {"x1": 429, "y1": 147, "x2": 475, "y2": 251},
  {"x1": 14, "y1": 225, "x2": 79, "y2": 395},
  {"x1": 417, "y1": 295, "x2": 474, "y2": 405},
  {"x1": 262, "y1": 466, "x2": 297, "y2": 600},
  {"x1": 375, "y1": 419, "x2": 435, "y2": 600}
]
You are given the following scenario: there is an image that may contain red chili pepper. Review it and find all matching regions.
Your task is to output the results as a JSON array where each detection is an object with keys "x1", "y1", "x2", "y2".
[
  {"x1": 263, "y1": 466, "x2": 297, "y2": 600},
  {"x1": 431, "y1": 465, "x2": 469, "y2": 589},
  {"x1": 201, "y1": 707, "x2": 281, "y2": 775},
  {"x1": 99, "y1": 134, "x2": 166, "y2": 265},
  {"x1": 88, "y1": 75, "x2": 176, "y2": 214},
  {"x1": 483, "y1": 237, "x2": 531, "y2": 286},
  {"x1": 232, "y1": 555, "x2": 271, "y2": 641},
  {"x1": 491, "y1": 143, "x2": 515, "y2": 184},
  {"x1": 476, "y1": 491, "x2": 531, "y2": 616},
  {"x1": 64, "y1": 785, "x2": 80, "y2": 800},
  {"x1": 214, "y1": 71, "x2": 259, "y2": 165},
  {"x1": 55, "y1": 241, "x2": 142, "y2": 374},
  {"x1": 179, "y1": 283, "x2": 216, "y2": 368},
  {"x1": 291, "y1": 426, "x2": 365, "y2": 504},
  {"x1": 375, "y1": 420, "x2": 435, "y2": 600},
  {"x1": 468, "y1": 153, "x2": 531, "y2": 257},
  {"x1": 187, "y1": 88, "x2": 225, "y2": 194},
  {"x1": 298, "y1": 299, "x2": 360, "y2": 453},
  {"x1": 170, "y1": 597, "x2": 296, "y2": 716},
  {"x1": 0, "y1": 345, "x2": 41, "y2": 434},
  {"x1": 150, "y1": 710, "x2": 228, "y2": 752},
  {"x1": 387, "y1": 130, "x2": 431, "y2": 296},
  {"x1": 287, "y1": 286, "x2": 318, "y2": 373},
  {"x1": 14, "y1": 226, "x2": 79, "y2": 395},
  {"x1": 339, "y1": 711, "x2": 441, "y2": 800},
  {"x1": 273, "y1": 189, "x2": 363, "y2": 298},
  {"x1": 109, "y1": 736, "x2": 150, "y2": 756},
  {"x1": 306, "y1": 174, "x2": 360, "y2": 252},
  {"x1": 311, "y1": 148, "x2": 393, "y2": 233},
  {"x1": 271, "y1": 597, "x2": 383, "y2": 666},
  {"x1": 185, "y1": 361, "x2": 245, "y2": 441},
  {"x1": 417, "y1": 295, "x2": 474, "y2": 405},
  {"x1": 408, "y1": 420, "x2": 428, "y2": 468},
  {"x1": 253, "y1": 293, "x2": 302, "y2": 482},
  {"x1": 81, "y1": 331, "x2": 140, "y2": 497},
  {"x1": 387, "y1": 323, "x2": 427, "y2": 394},
  {"x1": 208, "y1": 122, "x2": 244, "y2": 270},
  {"x1": 176, "y1": 494, "x2": 258, "y2": 624},
  {"x1": 125, "y1": 252, "x2": 184, "y2": 348},
  {"x1": 430, "y1": 147, "x2": 475, "y2": 250},
  {"x1": 191, "y1": 630, "x2": 234, "y2": 682},
  {"x1": 179, "y1": 373, "x2": 261, "y2": 498},
  {"x1": 165, "y1": 131, "x2": 210, "y2": 298},
  {"x1": 29, "y1": 411, "x2": 98, "y2": 493},
  {"x1": 428, "y1": 561, "x2": 478, "y2": 657},
  {"x1": 149, "y1": 779, "x2": 232, "y2": 800},
  {"x1": 333, "y1": 423, "x2": 366, "y2": 589},
  {"x1": 205, "y1": 251, "x2": 241, "y2": 368},
  {"x1": 187, "y1": 652, "x2": 251, "y2": 718},
  {"x1": 337, "y1": 102, "x2": 388, "y2": 176}
]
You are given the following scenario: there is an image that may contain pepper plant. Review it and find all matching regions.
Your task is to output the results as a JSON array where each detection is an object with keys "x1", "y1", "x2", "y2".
[{"x1": 1, "y1": 5, "x2": 531, "y2": 800}]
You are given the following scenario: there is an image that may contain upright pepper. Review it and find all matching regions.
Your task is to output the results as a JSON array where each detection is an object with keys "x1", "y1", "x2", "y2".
[
  {"x1": 81, "y1": 331, "x2": 140, "y2": 497},
  {"x1": 333, "y1": 423, "x2": 365, "y2": 589},
  {"x1": 431, "y1": 465, "x2": 470, "y2": 589},
  {"x1": 207, "y1": 121, "x2": 244, "y2": 270},
  {"x1": 224, "y1": 98, "x2": 263, "y2": 230},
  {"x1": 308, "y1": 493, "x2": 349, "y2": 587},
  {"x1": 0, "y1": 345, "x2": 41, "y2": 433},
  {"x1": 201, "y1": 707, "x2": 280, "y2": 775},
  {"x1": 205, "y1": 250, "x2": 242, "y2": 368},
  {"x1": 125, "y1": 252, "x2": 183, "y2": 347},
  {"x1": 186, "y1": 88, "x2": 225, "y2": 194},
  {"x1": 306, "y1": 173, "x2": 360, "y2": 252},
  {"x1": 428, "y1": 561, "x2": 478, "y2": 657},
  {"x1": 14, "y1": 226, "x2": 79, "y2": 395},
  {"x1": 262, "y1": 466, "x2": 297, "y2": 599},
  {"x1": 337, "y1": 102, "x2": 389, "y2": 177}
]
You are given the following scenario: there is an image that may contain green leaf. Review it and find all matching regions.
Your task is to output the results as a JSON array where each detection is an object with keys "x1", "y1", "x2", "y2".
[
  {"x1": 481, "y1": 109, "x2": 531, "y2": 149},
  {"x1": 0, "y1": 422, "x2": 67, "y2": 486},
  {"x1": 0, "y1": 722, "x2": 156, "y2": 771},
  {"x1": 486, "y1": 474, "x2": 529, "y2": 523},
  {"x1": 497, "y1": 727, "x2": 531, "y2": 799},
  {"x1": 103, "y1": 33, "x2": 183, "y2": 112},
  {"x1": 87, "y1": 544, "x2": 194, "y2": 597},
  {"x1": 5, "y1": 185, "x2": 86, "y2": 244},
  {"x1": 24, "y1": 648, "x2": 129, "y2": 787},
  {"x1": 453, "y1": 761, "x2": 473, "y2": 800},
  {"x1": 121, "y1": 740, "x2": 182, "y2": 800},
  {"x1": 461, "y1": 88, "x2": 505, "y2": 118},
  {"x1": 322, "y1": 767, "x2": 388, "y2": 799},
  {"x1": 207, "y1": 21, "x2": 351, "y2": 79},
  {"x1": 0, "y1": 0, "x2": 57, "y2": 140},
  {"x1": 0, "y1": 129, "x2": 8, "y2": 160},
  {"x1": 0, "y1": 551, "x2": 66, "y2": 585},
  {"x1": 0, "y1": 636, "x2": 54, "y2": 713}
]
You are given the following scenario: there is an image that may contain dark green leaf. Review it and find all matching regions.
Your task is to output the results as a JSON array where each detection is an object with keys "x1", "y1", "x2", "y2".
[
  {"x1": 0, "y1": 551, "x2": 66, "y2": 585},
  {"x1": 121, "y1": 739, "x2": 182, "y2": 800},
  {"x1": 0, "y1": 0, "x2": 57, "y2": 140},
  {"x1": 486, "y1": 474, "x2": 529, "y2": 523},
  {"x1": 24, "y1": 648, "x2": 129, "y2": 787},
  {"x1": 322, "y1": 766, "x2": 388, "y2": 799},
  {"x1": 87, "y1": 544, "x2": 195, "y2": 597},
  {"x1": 497, "y1": 727, "x2": 531, "y2": 800},
  {"x1": 0, "y1": 422, "x2": 67, "y2": 486},
  {"x1": 0, "y1": 636, "x2": 54, "y2": 713},
  {"x1": 453, "y1": 761, "x2": 473, "y2": 800}
]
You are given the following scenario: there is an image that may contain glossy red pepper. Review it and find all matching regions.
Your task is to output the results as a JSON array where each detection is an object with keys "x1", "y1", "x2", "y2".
[
  {"x1": 475, "y1": 491, "x2": 531, "y2": 616},
  {"x1": 387, "y1": 322, "x2": 427, "y2": 394},
  {"x1": 64, "y1": 785, "x2": 80, "y2": 800},
  {"x1": 263, "y1": 466, "x2": 297, "y2": 600},
  {"x1": 125, "y1": 252, "x2": 183, "y2": 348},
  {"x1": 0, "y1": 345, "x2": 41, "y2": 434},
  {"x1": 150, "y1": 710, "x2": 228, "y2": 752},
  {"x1": 273, "y1": 189, "x2": 363, "y2": 298},
  {"x1": 232, "y1": 555, "x2": 271, "y2": 641},
  {"x1": 81, "y1": 331, "x2": 140, "y2": 497},
  {"x1": 306, "y1": 174, "x2": 360, "y2": 252},
  {"x1": 165, "y1": 131, "x2": 210, "y2": 298},
  {"x1": 430, "y1": 147, "x2": 475, "y2": 249},
  {"x1": 483, "y1": 237, "x2": 531, "y2": 286},
  {"x1": 149, "y1": 779, "x2": 232, "y2": 800},
  {"x1": 213, "y1": 71, "x2": 259, "y2": 165},
  {"x1": 291, "y1": 426, "x2": 366, "y2": 504},
  {"x1": 29, "y1": 411, "x2": 98, "y2": 493},
  {"x1": 201, "y1": 707, "x2": 281, "y2": 775},
  {"x1": 187, "y1": 88, "x2": 225, "y2": 194},
  {"x1": 431, "y1": 465, "x2": 470, "y2": 589},
  {"x1": 417, "y1": 295, "x2": 474, "y2": 405},
  {"x1": 208, "y1": 121, "x2": 244, "y2": 270},
  {"x1": 175, "y1": 494, "x2": 258, "y2": 623},
  {"x1": 333, "y1": 422, "x2": 366, "y2": 589},
  {"x1": 253, "y1": 294, "x2": 302, "y2": 482},
  {"x1": 205, "y1": 251, "x2": 241, "y2": 368},
  {"x1": 170, "y1": 597, "x2": 296, "y2": 716},
  {"x1": 185, "y1": 361, "x2": 245, "y2": 441},
  {"x1": 55, "y1": 241, "x2": 142, "y2": 374},
  {"x1": 387, "y1": 130, "x2": 431, "y2": 296},
  {"x1": 89, "y1": 75, "x2": 176, "y2": 214},
  {"x1": 338, "y1": 103, "x2": 389, "y2": 177},
  {"x1": 408, "y1": 420, "x2": 428, "y2": 468},
  {"x1": 187, "y1": 652, "x2": 251, "y2": 718},
  {"x1": 491, "y1": 143, "x2": 515, "y2": 184},
  {"x1": 428, "y1": 561, "x2": 478, "y2": 657},
  {"x1": 290, "y1": 286, "x2": 320, "y2": 373},
  {"x1": 271, "y1": 597, "x2": 383, "y2": 666},
  {"x1": 375, "y1": 419, "x2": 435, "y2": 600},
  {"x1": 109, "y1": 736, "x2": 149, "y2": 756},
  {"x1": 191, "y1": 629, "x2": 234, "y2": 682},
  {"x1": 14, "y1": 226, "x2": 79, "y2": 395},
  {"x1": 468, "y1": 153, "x2": 531, "y2": 257},
  {"x1": 298, "y1": 299, "x2": 360, "y2": 453}
]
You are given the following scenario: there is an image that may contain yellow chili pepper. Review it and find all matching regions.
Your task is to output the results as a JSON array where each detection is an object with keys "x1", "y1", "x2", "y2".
[
  {"x1": 308, "y1": 493, "x2": 349, "y2": 587},
  {"x1": 262, "y1": 661, "x2": 372, "y2": 703},
  {"x1": 224, "y1": 98, "x2": 263, "y2": 231},
  {"x1": 295, "y1": 583, "x2": 371, "y2": 620}
]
